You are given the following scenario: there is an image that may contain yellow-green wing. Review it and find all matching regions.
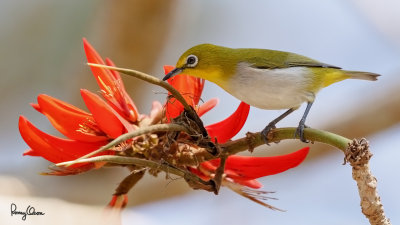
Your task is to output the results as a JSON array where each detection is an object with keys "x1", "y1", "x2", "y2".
[{"x1": 239, "y1": 49, "x2": 341, "y2": 69}]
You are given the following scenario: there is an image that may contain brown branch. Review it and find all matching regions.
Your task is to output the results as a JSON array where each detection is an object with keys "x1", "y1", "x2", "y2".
[
  {"x1": 344, "y1": 139, "x2": 391, "y2": 225},
  {"x1": 56, "y1": 123, "x2": 189, "y2": 167},
  {"x1": 221, "y1": 127, "x2": 350, "y2": 156},
  {"x1": 64, "y1": 155, "x2": 216, "y2": 193}
]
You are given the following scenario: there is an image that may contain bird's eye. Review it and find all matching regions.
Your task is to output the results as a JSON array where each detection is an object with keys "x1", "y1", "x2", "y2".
[{"x1": 186, "y1": 55, "x2": 198, "y2": 67}]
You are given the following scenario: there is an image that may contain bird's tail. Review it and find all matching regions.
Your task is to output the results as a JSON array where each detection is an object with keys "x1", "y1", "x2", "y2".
[{"x1": 344, "y1": 70, "x2": 380, "y2": 81}]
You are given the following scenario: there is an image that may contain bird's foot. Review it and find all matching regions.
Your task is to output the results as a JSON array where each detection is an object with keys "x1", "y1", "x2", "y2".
[
  {"x1": 261, "y1": 123, "x2": 277, "y2": 145},
  {"x1": 295, "y1": 123, "x2": 309, "y2": 143}
]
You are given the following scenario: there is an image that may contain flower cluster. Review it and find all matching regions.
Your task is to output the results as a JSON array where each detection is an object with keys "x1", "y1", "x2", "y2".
[{"x1": 18, "y1": 39, "x2": 309, "y2": 208}]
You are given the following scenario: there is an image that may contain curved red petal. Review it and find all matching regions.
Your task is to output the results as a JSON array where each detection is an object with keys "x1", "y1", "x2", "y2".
[
  {"x1": 224, "y1": 147, "x2": 310, "y2": 180},
  {"x1": 19, "y1": 116, "x2": 108, "y2": 166},
  {"x1": 83, "y1": 38, "x2": 115, "y2": 94},
  {"x1": 30, "y1": 103, "x2": 41, "y2": 113},
  {"x1": 196, "y1": 159, "x2": 263, "y2": 188},
  {"x1": 197, "y1": 98, "x2": 219, "y2": 117},
  {"x1": 23, "y1": 149, "x2": 40, "y2": 156},
  {"x1": 205, "y1": 102, "x2": 250, "y2": 143},
  {"x1": 81, "y1": 89, "x2": 126, "y2": 139},
  {"x1": 105, "y1": 58, "x2": 139, "y2": 122},
  {"x1": 36, "y1": 94, "x2": 108, "y2": 142},
  {"x1": 163, "y1": 65, "x2": 205, "y2": 120},
  {"x1": 163, "y1": 65, "x2": 174, "y2": 74}
]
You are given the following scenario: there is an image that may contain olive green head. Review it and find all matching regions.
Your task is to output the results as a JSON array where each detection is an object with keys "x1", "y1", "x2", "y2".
[{"x1": 162, "y1": 44, "x2": 237, "y2": 85}]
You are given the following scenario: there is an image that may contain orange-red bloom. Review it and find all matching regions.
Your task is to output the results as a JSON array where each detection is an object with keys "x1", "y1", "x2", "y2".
[
  {"x1": 19, "y1": 39, "x2": 140, "y2": 174},
  {"x1": 19, "y1": 39, "x2": 309, "y2": 208}
]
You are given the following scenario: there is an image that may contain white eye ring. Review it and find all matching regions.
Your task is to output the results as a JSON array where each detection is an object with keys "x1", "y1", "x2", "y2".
[{"x1": 186, "y1": 54, "x2": 198, "y2": 67}]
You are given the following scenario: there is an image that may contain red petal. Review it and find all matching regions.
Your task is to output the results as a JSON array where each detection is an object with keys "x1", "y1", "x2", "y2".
[
  {"x1": 30, "y1": 103, "x2": 41, "y2": 113},
  {"x1": 36, "y1": 94, "x2": 108, "y2": 142},
  {"x1": 23, "y1": 149, "x2": 40, "y2": 156},
  {"x1": 225, "y1": 147, "x2": 309, "y2": 180},
  {"x1": 164, "y1": 97, "x2": 184, "y2": 120},
  {"x1": 19, "y1": 116, "x2": 108, "y2": 166},
  {"x1": 163, "y1": 65, "x2": 205, "y2": 120},
  {"x1": 105, "y1": 58, "x2": 139, "y2": 122},
  {"x1": 198, "y1": 147, "x2": 309, "y2": 188},
  {"x1": 205, "y1": 102, "x2": 250, "y2": 143},
  {"x1": 163, "y1": 65, "x2": 175, "y2": 74},
  {"x1": 197, "y1": 98, "x2": 219, "y2": 117},
  {"x1": 80, "y1": 89, "x2": 125, "y2": 139},
  {"x1": 83, "y1": 38, "x2": 116, "y2": 94}
]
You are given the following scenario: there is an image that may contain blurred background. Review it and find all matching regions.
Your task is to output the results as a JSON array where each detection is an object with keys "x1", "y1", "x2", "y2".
[{"x1": 1, "y1": 0, "x2": 400, "y2": 224}]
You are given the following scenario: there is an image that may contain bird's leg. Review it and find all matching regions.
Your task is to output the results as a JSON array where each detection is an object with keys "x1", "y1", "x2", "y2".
[
  {"x1": 295, "y1": 102, "x2": 313, "y2": 143},
  {"x1": 211, "y1": 154, "x2": 227, "y2": 195},
  {"x1": 261, "y1": 108, "x2": 295, "y2": 144}
]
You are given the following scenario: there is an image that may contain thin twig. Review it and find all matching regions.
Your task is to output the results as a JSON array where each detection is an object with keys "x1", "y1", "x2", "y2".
[
  {"x1": 64, "y1": 155, "x2": 215, "y2": 192},
  {"x1": 56, "y1": 123, "x2": 189, "y2": 167},
  {"x1": 87, "y1": 63, "x2": 192, "y2": 111}
]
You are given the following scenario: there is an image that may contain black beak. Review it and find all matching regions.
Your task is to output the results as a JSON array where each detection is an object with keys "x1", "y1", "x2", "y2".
[{"x1": 162, "y1": 67, "x2": 183, "y2": 81}]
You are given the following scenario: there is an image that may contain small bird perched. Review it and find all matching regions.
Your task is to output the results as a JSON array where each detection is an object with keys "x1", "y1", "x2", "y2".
[{"x1": 163, "y1": 44, "x2": 380, "y2": 143}]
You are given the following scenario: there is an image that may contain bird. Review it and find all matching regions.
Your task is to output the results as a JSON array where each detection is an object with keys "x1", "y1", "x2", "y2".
[{"x1": 162, "y1": 44, "x2": 380, "y2": 143}]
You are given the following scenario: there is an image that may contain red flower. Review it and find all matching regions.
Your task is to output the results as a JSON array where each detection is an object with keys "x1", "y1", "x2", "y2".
[
  {"x1": 19, "y1": 40, "x2": 140, "y2": 174},
  {"x1": 162, "y1": 66, "x2": 309, "y2": 191},
  {"x1": 18, "y1": 91, "x2": 125, "y2": 172},
  {"x1": 19, "y1": 39, "x2": 309, "y2": 209}
]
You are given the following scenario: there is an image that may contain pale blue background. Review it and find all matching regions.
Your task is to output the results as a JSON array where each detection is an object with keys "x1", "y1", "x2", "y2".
[{"x1": 1, "y1": 0, "x2": 399, "y2": 224}]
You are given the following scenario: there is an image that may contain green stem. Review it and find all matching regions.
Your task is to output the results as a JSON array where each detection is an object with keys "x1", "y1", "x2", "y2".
[{"x1": 221, "y1": 127, "x2": 351, "y2": 156}]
